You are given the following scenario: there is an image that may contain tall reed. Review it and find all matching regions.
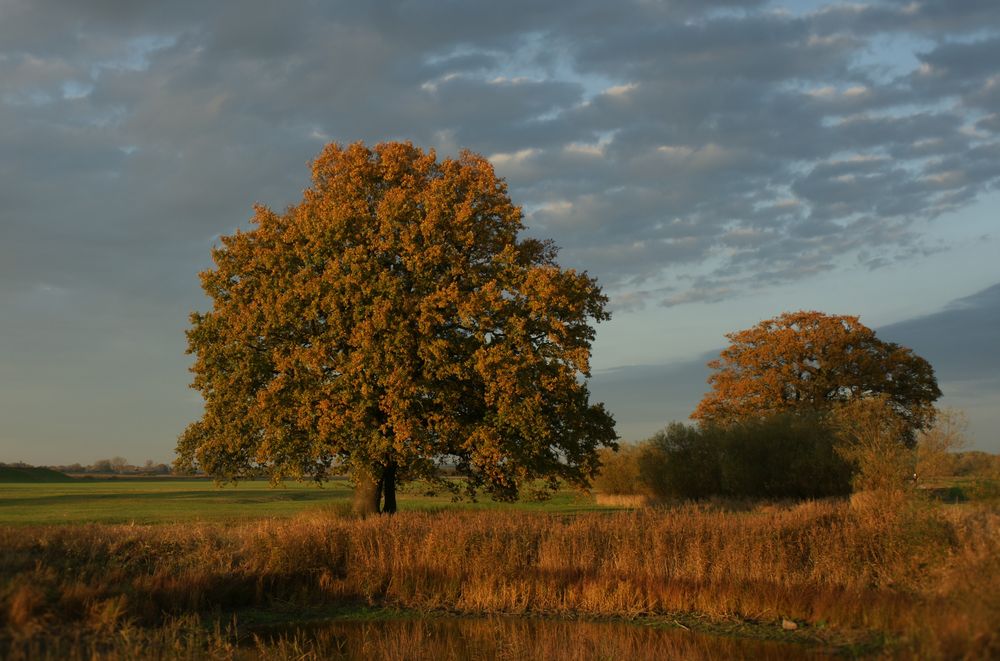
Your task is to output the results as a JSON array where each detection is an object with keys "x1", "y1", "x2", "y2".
[{"x1": 1, "y1": 499, "x2": 996, "y2": 658}]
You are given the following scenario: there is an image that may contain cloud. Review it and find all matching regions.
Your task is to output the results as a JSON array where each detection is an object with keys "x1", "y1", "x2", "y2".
[
  {"x1": 2, "y1": 0, "x2": 999, "y2": 462},
  {"x1": 3, "y1": 1, "x2": 998, "y2": 306},
  {"x1": 589, "y1": 354, "x2": 714, "y2": 442},
  {"x1": 879, "y1": 281, "x2": 1000, "y2": 452},
  {"x1": 880, "y1": 282, "x2": 1000, "y2": 385}
]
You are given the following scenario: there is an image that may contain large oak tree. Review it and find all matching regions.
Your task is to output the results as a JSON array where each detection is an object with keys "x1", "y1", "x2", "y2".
[
  {"x1": 176, "y1": 142, "x2": 617, "y2": 512},
  {"x1": 692, "y1": 311, "x2": 940, "y2": 444}
]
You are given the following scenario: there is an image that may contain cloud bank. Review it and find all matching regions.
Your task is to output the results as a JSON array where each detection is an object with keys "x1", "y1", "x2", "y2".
[
  {"x1": 1, "y1": 0, "x2": 997, "y2": 461},
  {"x1": 2, "y1": 1, "x2": 998, "y2": 306}
]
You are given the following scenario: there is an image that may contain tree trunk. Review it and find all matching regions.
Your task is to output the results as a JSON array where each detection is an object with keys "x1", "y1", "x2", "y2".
[
  {"x1": 372, "y1": 474, "x2": 385, "y2": 514},
  {"x1": 382, "y1": 461, "x2": 398, "y2": 514},
  {"x1": 354, "y1": 463, "x2": 397, "y2": 515},
  {"x1": 352, "y1": 474, "x2": 380, "y2": 516}
]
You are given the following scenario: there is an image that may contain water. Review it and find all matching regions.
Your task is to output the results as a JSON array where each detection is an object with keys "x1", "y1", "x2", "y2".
[{"x1": 248, "y1": 615, "x2": 835, "y2": 660}]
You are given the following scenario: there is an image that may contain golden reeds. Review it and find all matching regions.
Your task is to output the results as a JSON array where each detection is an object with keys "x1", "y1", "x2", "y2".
[{"x1": 1, "y1": 499, "x2": 997, "y2": 658}]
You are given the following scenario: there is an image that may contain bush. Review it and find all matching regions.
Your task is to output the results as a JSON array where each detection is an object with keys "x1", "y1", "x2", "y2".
[
  {"x1": 950, "y1": 451, "x2": 1000, "y2": 479},
  {"x1": 638, "y1": 414, "x2": 853, "y2": 500},
  {"x1": 915, "y1": 408, "x2": 967, "y2": 485},
  {"x1": 639, "y1": 422, "x2": 720, "y2": 500},
  {"x1": 715, "y1": 413, "x2": 853, "y2": 499},
  {"x1": 593, "y1": 445, "x2": 644, "y2": 495}
]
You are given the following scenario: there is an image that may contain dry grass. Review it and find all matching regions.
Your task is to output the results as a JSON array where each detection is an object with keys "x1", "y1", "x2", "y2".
[
  {"x1": 593, "y1": 494, "x2": 652, "y2": 508},
  {"x1": 1, "y1": 499, "x2": 997, "y2": 658}
]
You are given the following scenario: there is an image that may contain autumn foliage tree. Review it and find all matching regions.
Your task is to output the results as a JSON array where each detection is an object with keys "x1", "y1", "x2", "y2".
[
  {"x1": 692, "y1": 311, "x2": 940, "y2": 444},
  {"x1": 176, "y1": 142, "x2": 617, "y2": 513}
]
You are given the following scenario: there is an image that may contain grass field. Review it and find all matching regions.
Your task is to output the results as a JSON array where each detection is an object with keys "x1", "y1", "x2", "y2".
[
  {"x1": 0, "y1": 477, "x2": 605, "y2": 526},
  {"x1": 3, "y1": 474, "x2": 994, "y2": 526}
]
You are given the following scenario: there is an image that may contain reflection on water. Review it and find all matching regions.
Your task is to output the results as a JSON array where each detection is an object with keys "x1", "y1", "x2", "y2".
[{"x1": 250, "y1": 615, "x2": 831, "y2": 660}]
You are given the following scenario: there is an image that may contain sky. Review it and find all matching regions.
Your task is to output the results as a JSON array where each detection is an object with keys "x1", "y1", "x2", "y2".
[{"x1": 1, "y1": 0, "x2": 998, "y2": 466}]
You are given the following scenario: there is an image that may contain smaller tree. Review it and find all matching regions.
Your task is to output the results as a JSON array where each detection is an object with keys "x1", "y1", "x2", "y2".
[
  {"x1": 640, "y1": 416, "x2": 852, "y2": 500},
  {"x1": 593, "y1": 445, "x2": 644, "y2": 495},
  {"x1": 716, "y1": 412, "x2": 853, "y2": 499},
  {"x1": 914, "y1": 408, "x2": 967, "y2": 486},
  {"x1": 830, "y1": 395, "x2": 913, "y2": 493},
  {"x1": 639, "y1": 422, "x2": 720, "y2": 500},
  {"x1": 952, "y1": 451, "x2": 1000, "y2": 479},
  {"x1": 693, "y1": 311, "x2": 940, "y2": 445}
]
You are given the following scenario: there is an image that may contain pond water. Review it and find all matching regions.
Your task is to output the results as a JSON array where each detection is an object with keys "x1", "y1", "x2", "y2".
[{"x1": 248, "y1": 615, "x2": 834, "y2": 660}]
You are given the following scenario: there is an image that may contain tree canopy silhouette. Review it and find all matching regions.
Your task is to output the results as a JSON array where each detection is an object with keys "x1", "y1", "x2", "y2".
[
  {"x1": 692, "y1": 311, "x2": 940, "y2": 444},
  {"x1": 176, "y1": 142, "x2": 617, "y2": 512}
]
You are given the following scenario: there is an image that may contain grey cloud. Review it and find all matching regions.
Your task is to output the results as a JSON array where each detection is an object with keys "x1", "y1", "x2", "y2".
[
  {"x1": 589, "y1": 355, "x2": 715, "y2": 442},
  {"x1": 661, "y1": 286, "x2": 737, "y2": 308},
  {"x1": 420, "y1": 52, "x2": 499, "y2": 78},
  {"x1": 880, "y1": 281, "x2": 1000, "y2": 452},
  {"x1": 880, "y1": 282, "x2": 1000, "y2": 385},
  {"x1": 835, "y1": 113, "x2": 965, "y2": 153},
  {"x1": 977, "y1": 114, "x2": 1000, "y2": 133},
  {"x1": 813, "y1": 0, "x2": 1000, "y2": 36},
  {"x1": 577, "y1": 15, "x2": 859, "y2": 83},
  {"x1": 2, "y1": 0, "x2": 999, "y2": 463},
  {"x1": 419, "y1": 77, "x2": 584, "y2": 149},
  {"x1": 917, "y1": 36, "x2": 1000, "y2": 82},
  {"x1": 793, "y1": 157, "x2": 939, "y2": 220},
  {"x1": 3, "y1": 2, "x2": 995, "y2": 304}
]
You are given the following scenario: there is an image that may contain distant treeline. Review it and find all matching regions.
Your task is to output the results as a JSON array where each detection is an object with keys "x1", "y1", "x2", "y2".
[
  {"x1": 948, "y1": 450, "x2": 1000, "y2": 477},
  {"x1": 1, "y1": 459, "x2": 172, "y2": 476},
  {"x1": 0, "y1": 465, "x2": 75, "y2": 483}
]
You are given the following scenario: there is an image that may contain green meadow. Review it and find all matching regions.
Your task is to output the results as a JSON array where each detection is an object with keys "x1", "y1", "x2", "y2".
[{"x1": 0, "y1": 477, "x2": 604, "y2": 526}]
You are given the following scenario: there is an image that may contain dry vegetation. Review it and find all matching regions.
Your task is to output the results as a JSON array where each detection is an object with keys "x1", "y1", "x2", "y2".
[
  {"x1": 1, "y1": 611, "x2": 835, "y2": 661},
  {"x1": 2, "y1": 497, "x2": 997, "y2": 658}
]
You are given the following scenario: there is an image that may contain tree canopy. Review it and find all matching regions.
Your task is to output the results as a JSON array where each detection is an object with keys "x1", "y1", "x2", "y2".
[
  {"x1": 176, "y1": 142, "x2": 617, "y2": 512},
  {"x1": 691, "y1": 311, "x2": 940, "y2": 444}
]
